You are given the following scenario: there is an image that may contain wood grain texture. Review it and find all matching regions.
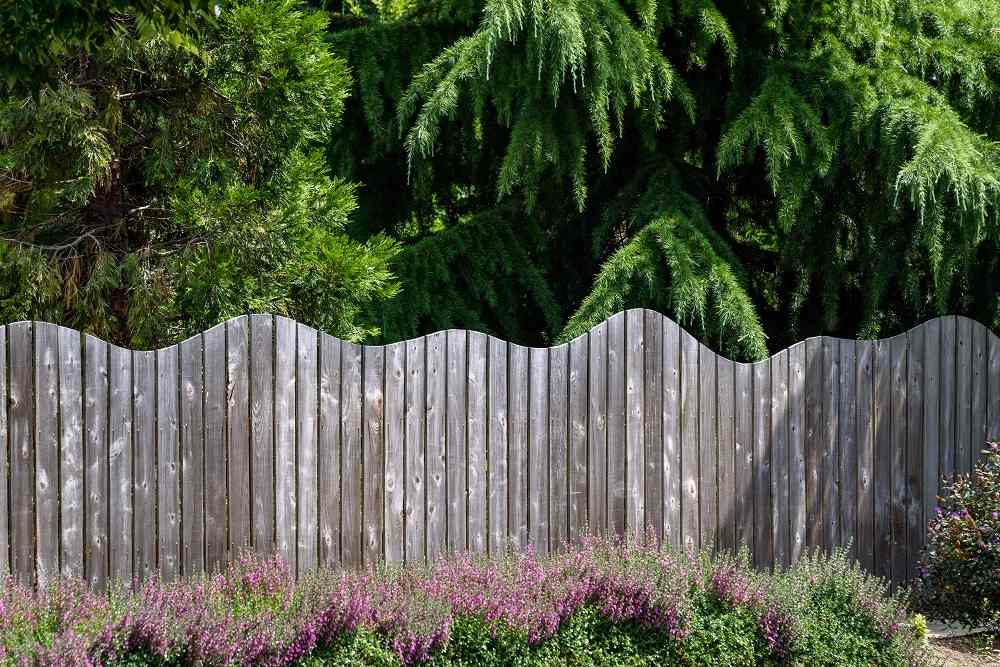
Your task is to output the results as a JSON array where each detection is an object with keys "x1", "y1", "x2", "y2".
[
  {"x1": 0, "y1": 328, "x2": 8, "y2": 577},
  {"x1": 156, "y1": 346, "x2": 180, "y2": 581},
  {"x1": 426, "y1": 332, "x2": 447, "y2": 560},
  {"x1": 296, "y1": 324, "x2": 318, "y2": 572},
  {"x1": 906, "y1": 327, "x2": 924, "y2": 581},
  {"x1": 227, "y1": 317, "x2": 251, "y2": 553},
  {"x1": 341, "y1": 343, "x2": 363, "y2": 568},
  {"x1": 769, "y1": 350, "x2": 788, "y2": 566},
  {"x1": 58, "y1": 327, "x2": 83, "y2": 580},
  {"x1": 34, "y1": 323, "x2": 58, "y2": 586},
  {"x1": 467, "y1": 333, "x2": 487, "y2": 555},
  {"x1": 446, "y1": 331, "x2": 467, "y2": 553},
  {"x1": 180, "y1": 334, "x2": 205, "y2": 578},
  {"x1": 404, "y1": 338, "x2": 425, "y2": 563},
  {"x1": 529, "y1": 346, "x2": 549, "y2": 555},
  {"x1": 804, "y1": 338, "x2": 822, "y2": 551},
  {"x1": 856, "y1": 341, "x2": 875, "y2": 573},
  {"x1": 488, "y1": 336, "x2": 508, "y2": 555},
  {"x1": 717, "y1": 356, "x2": 735, "y2": 553},
  {"x1": 250, "y1": 315, "x2": 274, "y2": 556},
  {"x1": 362, "y1": 345, "x2": 385, "y2": 566},
  {"x1": 204, "y1": 326, "x2": 228, "y2": 575},
  {"x1": 109, "y1": 342, "x2": 133, "y2": 584},
  {"x1": 643, "y1": 311, "x2": 662, "y2": 540},
  {"x1": 568, "y1": 334, "x2": 589, "y2": 542},
  {"x1": 508, "y1": 343, "x2": 529, "y2": 549},
  {"x1": 873, "y1": 339, "x2": 892, "y2": 583},
  {"x1": 549, "y1": 343, "x2": 569, "y2": 547},
  {"x1": 624, "y1": 310, "x2": 644, "y2": 538},
  {"x1": 821, "y1": 337, "x2": 839, "y2": 550},
  {"x1": 274, "y1": 318, "x2": 297, "y2": 571},
  {"x1": 788, "y1": 343, "x2": 806, "y2": 565},
  {"x1": 890, "y1": 336, "x2": 908, "y2": 585},
  {"x1": 680, "y1": 329, "x2": 699, "y2": 550},
  {"x1": 607, "y1": 312, "x2": 626, "y2": 536},
  {"x1": 838, "y1": 341, "x2": 857, "y2": 560},
  {"x1": 735, "y1": 362, "x2": 754, "y2": 554},
  {"x1": 989, "y1": 331, "x2": 1000, "y2": 443},
  {"x1": 662, "y1": 320, "x2": 681, "y2": 547},
  {"x1": 384, "y1": 341, "x2": 405, "y2": 564},
  {"x1": 971, "y1": 320, "x2": 988, "y2": 469},
  {"x1": 133, "y1": 350, "x2": 156, "y2": 582},
  {"x1": 319, "y1": 332, "x2": 342, "y2": 567},
  {"x1": 956, "y1": 318, "x2": 972, "y2": 475},
  {"x1": 752, "y1": 357, "x2": 770, "y2": 566},
  {"x1": 587, "y1": 323, "x2": 608, "y2": 537},
  {"x1": 939, "y1": 317, "x2": 957, "y2": 483},
  {"x1": 9, "y1": 323, "x2": 34, "y2": 585}
]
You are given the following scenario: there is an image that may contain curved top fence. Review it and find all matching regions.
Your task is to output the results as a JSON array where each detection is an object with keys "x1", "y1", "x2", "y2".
[{"x1": 0, "y1": 311, "x2": 997, "y2": 590}]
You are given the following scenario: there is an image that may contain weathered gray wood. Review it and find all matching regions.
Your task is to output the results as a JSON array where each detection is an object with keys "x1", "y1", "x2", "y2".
[
  {"x1": 607, "y1": 312, "x2": 626, "y2": 536},
  {"x1": 906, "y1": 326, "x2": 924, "y2": 581},
  {"x1": 9, "y1": 323, "x2": 34, "y2": 585},
  {"x1": 956, "y1": 317, "x2": 972, "y2": 475},
  {"x1": 426, "y1": 332, "x2": 447, "y2": 560},
  {"x1": 318, "y1": 332, "x2": 341, "y2": 567},
  {"x1": 273, "y1": 318, "x2": 297, "y2": 571},
  {"x1": 467, "y1": 333, "x2": 488, "y2": 554},
  {"x1": 701, "y1": 344, "x2": 718, "y2": 551},
  {"x1": 446, "y1": 331, "x2": 467, "y2": 553},
  {"x1": 204, "y1": 326, "x2": 227, "y2": 575},
  {"x1": 752, "y1": 357, "x2": 770, "y2": 566},
  {"x1": 341, "y1": 343, "x2": 363, "y2": 567},
  {"x1": 838, "y1": 341, "x2": 857, "y2": 560},
  {"x1": 921, "y1": 318, "x2": 942, "y2": 540},
  {"x1": 769, "y1": 350, "x2": 788, "y2": 566},
  {"x1": 34, "y1": 323, "x2": 58, "y2": 586},
  {"x1": 890, "y1": 335, "x2": 908, "y2": 585},
  {"x1": 856, "y1": 340, "x2": 875, "y2": 573},
  {"x1": 804, "y1": 338, "x2": 822, "y2": 550},
  {"x1": 717, "y1": 356, "x2": 735, "y2": 553},
  {"x1": 58, "y1": 327, "x2": 83, "y2": 580},
  {"x1": 109, "y1": 342, "x2": 133, "y2": 584},
  {"x1": 989, "y1": 331, "x2": 1000, "y2": 443},
  {"x1": 971, "y1": 320, "x2": 988, "y2": 468},
  {"x1": 156, "y1": 346, "x2": 180, "y2": 581},
  {"x1": 404, "y1": 338, "x2": 425, "y2": 562},
  {"x1": 873, "y1": 339, "x2": 892, "y2": 583},
  {"x1": 587, "y1": 322, "x2": 608, "y2": 537},
  {"x1": 488, "y1": 336, "x2": 508, "y2": 555},
  {"x1": 568, "y1": 334, "x2": 588, "y2": 542},
  {"x1": 0, "y1": 328, "x2": 8, "y2": 578},
  {"x1": 680, "y1": 328, "x2": 699, "y2": 550},
  {"x1": 528, "y1": 346, "x2": 549, "y2": 555},
  {"x1": 227, "y1": 317, "x2": 251, "y2": 553},
  {"x1": 788, "y1": 342, "x2": 806, "y2": 564},
  {"x1": 939, "y1": 317, "x2": 957, "y2": 481},
  {"x1": 133, "y1": 350, "x2": 156, "y2": 582},
  {"x1": 250, "y1": 315, "x2": 274, "y2": 556},
  {"x1": 821, "y1": 337, "x2": 839, "y2": 549},
  {"x1": 384, "y1": 341, "x2": 405, "y2": 563},
  {"x1": 509, "y1": 343, "x2": 529, "y2": 549},
  {"x1": 642, "y1": 311, "x2": 662, "y2": 540},
  {"x1": 662, "y1": 320, "x2": 681, "y2": 547},
  {"x1": 362, "y1": 345, "x2": 384, "y2": 565},
  {"x1": 296, "y1": 324, "x2": 318, "y2": 572},
  {"x1": 549, "y1": 343, "x2": 569, "y2": 548},
  {"x1": 180, "y1": 334, "x2": 205, "y2": 577},
  {"x1": 624, "y1": 310, "x2": 644, "y2": 538},
  {"x1": 735, "y1": 362, "x2": 754, "y2": 553}
]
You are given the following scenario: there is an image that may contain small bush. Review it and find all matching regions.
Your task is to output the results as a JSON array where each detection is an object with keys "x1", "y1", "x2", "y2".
[
  {"x1": 0, "y1": 538, "x2": 921, "y2": 666},
  {"x1": 915, "y1": 441, "x2": 1000, "y2": 632}
]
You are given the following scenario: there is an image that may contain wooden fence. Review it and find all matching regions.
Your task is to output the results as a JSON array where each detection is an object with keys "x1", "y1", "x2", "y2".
[{"x1": 0, "y1": 312, "x2": 997, "y2": 589}]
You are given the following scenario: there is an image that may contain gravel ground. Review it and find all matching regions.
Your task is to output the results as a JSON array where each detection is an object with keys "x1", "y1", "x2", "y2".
[{"x1": 924, "y1": 635, "x2": 999, "y2": 666}]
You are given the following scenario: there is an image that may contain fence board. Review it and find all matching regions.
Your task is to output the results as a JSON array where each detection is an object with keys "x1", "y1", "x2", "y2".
[
  {"x1": 384, "y1": 341, "x2": 405, "y2": 563},
  {"x1": 680, "y1": 329, "x2": 699, "y2": 550},
  {"x1": 296, "y1": 324, "x2": 318, "y2": 572},
  {"x1": 873, "y1": 340, "x2": 892, "y2": 583},
  {"x1": 770, "y1": 350, "x2": 788, "y2": 567},
  {"x1": 58, "y1": 327, "x2": 83, "y2": 580},
  {"x1": 250, "y1": 316, "x2": 274, "y2": 556},
  {"x1": 204, "y1": 327, "x2": 227, "y2": 574},
  {"x1": 488, "y1": 337, "x2": 508, "y2": 555},
  {"x1": 735, "y1": 362, "x2": 754, "y2": 554},
  {"x1": 857, "y1": 340, "x2": 875, "y2": 573},
  {"x1": 607, "y1": 312, "x2": 626, "y2": 536},
  {"x1": 643, "y1": 311, "x2": 662, "y2": 540},
  {"x1": 529, "y1": 347, "x2": 549, "y2": 555},
  {"x1": 906, "y1": 327, "x2": 924, "y2": 581},
  {"x1": 805, "y1": 338, "x2": 822, "y2": 551},
  {"x1": 467, "y1": 333, "x2": 487, "y2": 554},
  {"x1": 227, "y1": 317, "x2": 251, "y2": 553},
  {"x1": 921, "y1": 319, "x2": 941, "y2": 539},
  {"x1": 341, "y1": 343, "x2": 363, "y2": 567},
  {"x1": 890, "y1": 335, "x2": 908, "y2": 586},
  {"x1": 550, "y1": 343, "x2": 569, "y2": 547},
  {"x1": 363, "y1": 345, "x2": 385, "y2": 565},
  {"x1": 718, "y1": 357, "x2": 735, "y2": 553},
  {"x1": 0, "y1": 328, "x2": 8, "y2": 577},
  {"x1": 319, "y1": 332, "x2": 341, "y2": 567},
  {"x1": 133, "y1": 350, "x2": 156, "y2": 582},
  {"x1": 35, "y1": 323, "x2": 58, "y2": 586},
  {"x1": 274, "y1": 318, "x2": 297, "y2": 571},
  {"x1": 108, "y1": 343, "x2": 133, "y2": 584},
  {"x1": 788, "y1": 343, "x2": 806, "y2": 564},
  {"x1": 404, "y1": 338, "x2": 425, "y2": 562},
  {"x1": 839, "y1": 341, "x2": 857, "y2": 559},
  {"x1": 625, "y1": 310, "x2": 644, "y2": 537},
  {"x1": 569, "y1": 335, "x2": 588, "y2": 542},
  {"x1": 701, "y1": 344, "x2": 719, "y2": 552},
  {"x1": 509, "y1": 343, "x2": 529, "y2": 549},
  {"x1": 956, "y1": 318, "x2": 972, "y2": 475},
  {"x1": 9, "y1": 323, "x2": 34, "y2": 585},
  {"x1": 752, "y1": 357, "x2": 770, "y2": 566},
  {"x1": 821, "y1": 338, "x2": 839, "y2": 550},
  {"x1": 972, "y1": 321, "x2": 988, "y2": 468},
  {"x1": 426, "y1": 332, "x2": 447, "y2": 560},
  {"x1": 446, "y1": 331, "x2": 467, "y2": 553},
  {"x1": 989, "y1": 331, "x2": 1000, "y2": 443},
  {"x1": 180, "y1": 335, "x2": 205, "y2": 577},
  {"x1": 156, "y1": 346, "x2": 180, "y2": 581},
  {"x1": 939, "y1": 317, "x2": 957, "y2": 484},
  {"x1": 662, "y1": 320, "x2": 681, "y2": 547},
  {"x1": 587, "y1": 323, "x2": 608, "y2": 537}
]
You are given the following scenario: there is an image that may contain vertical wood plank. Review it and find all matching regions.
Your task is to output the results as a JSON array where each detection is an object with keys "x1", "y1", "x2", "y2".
[
  {"x1": 752, "y1": 357, "x2": 771, "y2": 566},
  {"x1": 890, "y1": 335, "x2": 908, "y2": 586},
  {"x1": 735, "y1": 362, "x2": 754, "y2": 554},
  {"x1": 906, "y1": 326, "x2": 924, "y2": 581},
  {"x1": 717, "y1": 356, "x2": 736, "y2": 554},
  {"x1": 109, "y1": 342, "x2": 133, "y2": 584},
  {"x1": 0, "y1": 328, "x2": 8, "y2": 578},
  {"x1": 9, "y1": 323, "x2": 34, "y2": 585},
  {"x1": 788, "y1": 343, "x2": 806, "y2": 564},
  {"x1": 446, "y1": 331, "x2": 467, "y2": 553},
  {"x1": 587, "y1": 323, "x2": 608, "y2": 537},
  {"x1": 404, "y1": 338, "x2": 425, "y2": 563},
  {"x1": 607, "y1": 312, "x2": 626, "y2": 536},
  {"x1": 700, "y1": 344, "x2": 719, "y2": 552},
  {"x1": 363, "y1": 345, "x2": 385, "y2": 565},
  {"x1": 426, "y1": 332, "x2": 447, "y2": 561},
  {"x1": 296, "y1": 324, "x2": 318, "y2": 573},
  {"x1": 34, "y1": 323, "x2": 58, "y2": 586},
  {"x1": 643, "y1": 311, "x2": 662, "y2": 540},
  {"x1": 273, "y1": 318, "x2": 297, "y2": 572},
  {"x1": 549, "y1": 343, "x2": 569, "y2": 548},
  {"x1": 856, "y1": 340, "x2": 875, "y2": 573},
  {"x1": 680, "y1": 329, "x2": 699, "y2": 550},
  {"x1": 839, "y1": 341, "x2": 857, "y2": 560},
  {"x1": 939, "y1": 317, "x2": 957, "y2": 483},
  {"x1": 770, "y1": 350, "x2": 788, "y2": 566},
  {"x1": 488, "y1": 336, "x2": 508, "y2": 555},
  {"x1": 805, "y1": 338, "x2": 823, "y2": 551},
  {"x1": 384, "y1": 341, "x2": 405, "y2": 563},
  {"x1": 989, "y1": 331, "x2": 1000, "y2": 443},
  {"x1": 956, "y1": 317, "x2": 972, "y2": 475},
  {"x1": 250, "y1": 316, "x2": 274, "y2": 556},
  {"x1": 624, "y1": 311, "x2": 644, "y2": 538},
  {"x1": 873, "y1": 339, "x2": 892, "y2": 582},
  {"x1": 971, "y1": 321, "x2": 988, "y2": 468},
  {"x1": 58, "y1": 327, "x2": 83, "y2": 580},
  {"x1": 528, "y1": 346, "x2": 549, "y2": 555},
  {"x1": 204, "y1": 326, "x2": 228, "y2": 574},
  {"x1": 662, "y1": 320, "x2": 681, "y2": 547},
  {"x1": 132, "y1": 350, "x2": 155, "y2": 582},
  {"x1": 568, "y1": 334, "x2": 589, "y2": 542},
  {"x1": 227, "y1": 317, "x2": 251, "y2": 553},
  {"x1": 180, "y1": 334, "x2": 205, "y2": 577},
  {"x1": 319, "y1": 332, "x2": 341, "y2": 567},
  {"x1": 341, "y1": 343, "x2": 363, "y2": 567},
  {"x1": 467, "y1": 333, "x2": 488, "y2": 554},
  {"x1": 821, "y1": 337, "x2": 840, "y2": 550},
  {"x1": 156, "y1": 346, "x2": 180, "y2": 581},
  {"x1": 508, "y1": 343, "x2": 529, "y2": 549}
]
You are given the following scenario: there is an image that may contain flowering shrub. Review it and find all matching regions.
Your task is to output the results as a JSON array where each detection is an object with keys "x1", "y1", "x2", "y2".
[
  {"x1": 0, "y1": 537, "x2": 920, "y2": 666},
  {"x1": 915, "y1": 441, "x2": 1000, "y2": 632}
]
